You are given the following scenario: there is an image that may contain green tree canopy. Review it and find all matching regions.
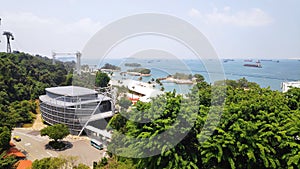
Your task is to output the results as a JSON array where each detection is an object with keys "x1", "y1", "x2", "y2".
[
  {"x1": 32, "y1": 156, "x2": 89, "y2": 169},
  {"x1": 0, "y1": 151, "x2": 17, "y2": 169},
  {"x1": 95, "y1": 71, "x2": 110, "y2": 87},
  {"x1": 127, "y1": 68, "x2": 151, "y2": 74},
  {"x1": 40, "y1": 124, "x2": 70, "y2": 142},
  {"x1": 101, "y1": 63, "x2": 121, "y2": 70},
  {"x1": 194, "y1": 73, "x2": 205, "y2": 82},
  {"x1": 119, "y1": 97, "x2": 132, "y2": 110},
  {"x1": 0, "y1": 126, "x2": 11, "y2": 151},
  {"x1": 106, "y1": 79, "x2": 300, "y2": 169},
  {"x1": 0, "y1": 52, "x2": 70, "y2": 129}
]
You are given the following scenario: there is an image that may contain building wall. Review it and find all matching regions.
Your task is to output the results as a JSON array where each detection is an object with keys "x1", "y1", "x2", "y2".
[
  {"x1": 40, "y1": 101, "x2": 82, "y2": 135},
  {"x1": 282, "y1": 81, "x2": 300, "y2": 93},
  {"x1": 40, "y1": 99, "x2": 113, "y2": 135}
]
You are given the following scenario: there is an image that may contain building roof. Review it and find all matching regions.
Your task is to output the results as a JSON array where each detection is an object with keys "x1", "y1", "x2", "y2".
[
  {"x1": 88, "y1": 111, "x2": 114, "y2": 122},
  {"x1": 46, "y1": 86, "x2": 97, "y2": 97},
  {"x1": 16, "y1": 160, "x2": 32, "y2": 169},
  {"x1": 39, "y1": 94, "x2": 111, "y2": 107},
  {"x1": 282, "y1": 81, "x2": 300, "y2": 92},
  {"x1": 85, "y1": 125, "x2": 112, "y2": 138},
  {"x1": 127, "y1": 80, "x2": 163, "y2": 102},
  {"x1": 6, "y1": 147, "x2": 26, "y2": 158}
]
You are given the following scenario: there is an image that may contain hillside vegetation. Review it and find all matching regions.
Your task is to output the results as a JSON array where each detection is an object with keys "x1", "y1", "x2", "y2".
[
  {"x1": 0, "y1": 52, "x2": 71, "y2": 129},
  {"x1": 101, "y1": 79, "x2": 300, "y2": 169}
]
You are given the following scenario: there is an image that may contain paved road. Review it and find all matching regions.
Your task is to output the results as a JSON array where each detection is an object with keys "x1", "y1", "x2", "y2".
[
  {"x1": 59, "y1": 140, "x2": 106, "y2": 166},
  {"x1": 31, "y1": 113, "x2": 47, "y2": 130},
  {"x1": 12, "y1": 128, "x2": 56, "y2": 160},
  {"x1": 12, "y1": 128, "x2": 104, "y2": 167}
]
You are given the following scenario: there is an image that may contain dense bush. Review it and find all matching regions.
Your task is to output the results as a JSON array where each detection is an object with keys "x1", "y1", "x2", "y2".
[
  {"x1": 0, "y1": 52, "x2": 70, "y2": 129},
  {"x1": 104, "y1": 79, "x2": 300, "y2": 169}
]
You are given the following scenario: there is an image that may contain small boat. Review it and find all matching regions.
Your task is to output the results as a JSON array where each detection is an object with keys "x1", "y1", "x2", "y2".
[{"x1": 244, "y1": 59, "x2": 253, "y2": 62}]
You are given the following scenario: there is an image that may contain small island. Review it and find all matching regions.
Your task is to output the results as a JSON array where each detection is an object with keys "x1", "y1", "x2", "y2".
[
  {"x1": 121, "y1": 68, "x2": 151, "y2": 76},
  {"x1": 100, "y1": 63, "x2": 121, "y2": 72},
  {"x1": 124, "y1": 63, "x2": 141, "y2": 67},
  {"x1": 158, "y1": 73, "x2": 204, "y2": 84}
]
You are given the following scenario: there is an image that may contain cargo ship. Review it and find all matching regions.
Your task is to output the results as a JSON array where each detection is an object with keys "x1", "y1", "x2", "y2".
[{"x1": 243, "y1": 60, "x2": 262, "y2": 68}]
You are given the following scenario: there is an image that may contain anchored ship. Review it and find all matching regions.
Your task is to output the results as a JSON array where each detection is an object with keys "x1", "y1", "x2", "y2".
[{"x1": 243, "y1": 60, "x2": 262, "y2": 68}]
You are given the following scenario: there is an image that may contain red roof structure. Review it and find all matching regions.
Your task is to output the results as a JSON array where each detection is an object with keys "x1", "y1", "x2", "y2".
[
  {"x1": 16, "y1": 160, "x2": 32, "y2": 169},
  {"x1": 6, "y1": 147, "x2": 26, "y2": 158}
]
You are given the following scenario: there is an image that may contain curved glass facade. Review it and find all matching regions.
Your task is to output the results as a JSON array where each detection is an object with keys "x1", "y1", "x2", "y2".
[{"x1": 39, "y1": 86, "x2": 113, "y2": 135}]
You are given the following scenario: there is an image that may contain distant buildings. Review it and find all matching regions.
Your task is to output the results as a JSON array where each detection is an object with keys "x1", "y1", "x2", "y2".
[
  {"x1": 281, "y1": 81, "x2": 300, "y2": 92},
  {"x1": 39, "y1": 86, "x2": 114, "y2": 143},
  {"x1": 110, "y1": 79, "x2": 163, "y2": 103}
]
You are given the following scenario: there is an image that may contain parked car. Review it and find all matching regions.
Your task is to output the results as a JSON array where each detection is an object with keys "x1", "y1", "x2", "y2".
[{"x1": 13, "y1": 136, "x2": 21, "y2": 142}]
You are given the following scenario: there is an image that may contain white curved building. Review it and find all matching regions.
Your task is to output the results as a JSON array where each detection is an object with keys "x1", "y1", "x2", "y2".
[
  {"x1": 39, "y1": 86, "x2": 114, "y2": 136},
  {"x1": 282, "y1": 81, "x2": 300, "y2": 93}
]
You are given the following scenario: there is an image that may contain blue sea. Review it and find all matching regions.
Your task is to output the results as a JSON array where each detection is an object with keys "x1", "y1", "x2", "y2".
[{"x1": 66, "y1": 57, "x2": 300, "y2": 93}]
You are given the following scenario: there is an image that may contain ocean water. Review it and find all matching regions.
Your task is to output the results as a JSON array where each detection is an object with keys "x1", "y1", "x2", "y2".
[{"x1": 73, "y1": 57, "x2": 300, "y2": 93}]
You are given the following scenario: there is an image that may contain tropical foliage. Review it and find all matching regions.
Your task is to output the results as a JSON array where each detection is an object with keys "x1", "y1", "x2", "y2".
[
  {"x1": 72, "y1": 71, "x2": 96, "y2": 88},
  {"x1": 118, "y1": 97, "x2": 132, "y2": 110},
  {"x1": 172, "y1": 72, "x2": 193, "y2": 80},
  {"x1": 127, "y1": 68, "x2": 151, "y2": 74},
  {"x1": 0, "y1": 52, "x2": 73, "y2": 167},
  {"x1": 93, "y1": 156, "x2": 135, "y2": 169},
  {"x1": 194, "y1": 74, "x2": 205, "y2": 82},
  {"x1": 40, "y1": 124, "x2": 70, "y2": 150},
  {"x1": 95, "y1": 71, "x2": 111, "y2": 87},
  {"x1": 0, "y1": 52, "x2": 71, "y2": 129},
  {"x1": 101, "y1": 63, "x2": 121, "y2": 70},
  {"x1": 41, "y1": 124, "x2": 70, "y2": 142},
  {"x1": 103, "y1": 79, "x2": 300, "y2": 169},
  {"x1": 0, "y1": 151, "x2": 17, "y2": 169},
  {"x1": 0, "y1": 127, "x2": 11, "y2": 151},
  {"x1": 32, "y1": 155, "x2": 89, "y2": 169}
]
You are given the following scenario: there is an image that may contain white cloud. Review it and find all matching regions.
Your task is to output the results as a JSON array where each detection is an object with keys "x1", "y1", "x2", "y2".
[
  {"x1": 223, "y1": 6, "x2": 231, "y2": 12},
  {"x1": 189, "y1": 7, "x2": 273, "y2": 27},
  {"x1": 188, "y1": 8, "x2": 201, "y2": 17},
  {"x1": 0, "y1": 12, "x2": 101, "y2": 56}
]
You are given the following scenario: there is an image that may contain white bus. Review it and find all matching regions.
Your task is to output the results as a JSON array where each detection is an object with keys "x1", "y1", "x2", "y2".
[{"x1": 90, "y1": 139, "x2": 103, "y2": 150}]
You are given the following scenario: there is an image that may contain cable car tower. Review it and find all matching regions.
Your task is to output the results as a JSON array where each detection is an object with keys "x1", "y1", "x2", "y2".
[
  {"x1": 52, "y1": 51, "x2": 82, "y2": 75},
  {"x1": 1, "y1": 18, "x2": 15, "y2": 53},
  {"x1": 3, "y1": 31, "x2": 14, "y2": 53}
]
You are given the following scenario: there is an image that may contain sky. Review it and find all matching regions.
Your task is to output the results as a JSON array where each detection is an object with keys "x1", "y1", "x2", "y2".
[{"x1": 0, "y1": 0, "x2": 299, "y2": 59}]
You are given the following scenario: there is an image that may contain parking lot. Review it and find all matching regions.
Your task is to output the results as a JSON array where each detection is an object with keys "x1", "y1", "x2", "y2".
[{"x1": 12, "y1": 128, "x2": 106, "y2": 167}]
